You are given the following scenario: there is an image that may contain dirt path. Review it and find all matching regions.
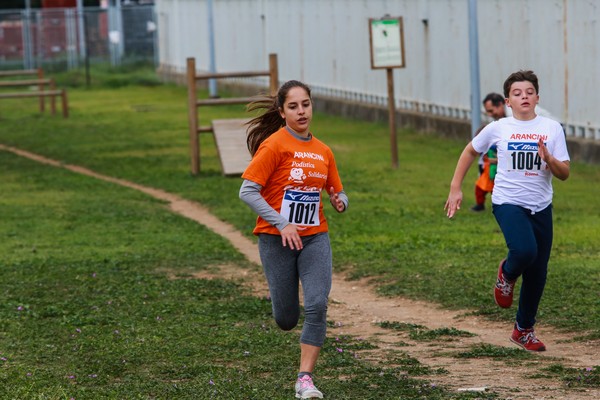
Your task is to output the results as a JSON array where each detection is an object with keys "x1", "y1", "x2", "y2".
[{"x1": 2, "y1": 144, "x2": 598, "y2": 400}]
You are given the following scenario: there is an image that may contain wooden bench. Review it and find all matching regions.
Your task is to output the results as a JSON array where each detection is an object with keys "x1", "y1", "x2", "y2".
[
  {"x1": 0, "y1": 69, "x2": 69, "y2": 118},
  {"x1": 186, "y1": 54, "x2": 278, "y2": 176}
]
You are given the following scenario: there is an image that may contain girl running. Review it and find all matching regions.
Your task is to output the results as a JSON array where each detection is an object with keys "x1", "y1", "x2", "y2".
[{"x1": 239, "y1": 80, "x2": 348, "y2": 398}]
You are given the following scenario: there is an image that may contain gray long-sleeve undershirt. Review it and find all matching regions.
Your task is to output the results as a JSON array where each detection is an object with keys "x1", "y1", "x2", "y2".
[{"x1": 239, "y1": 179, "x2": 348, "y2": 232}]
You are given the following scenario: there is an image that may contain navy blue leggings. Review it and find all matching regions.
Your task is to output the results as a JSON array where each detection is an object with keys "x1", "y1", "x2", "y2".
[
  {"x1": 492, "y1": 204, "x2": 553, "y2": 329},
  {"x1": 258, "y1": 232, "x2": 332, "y2": 347}
]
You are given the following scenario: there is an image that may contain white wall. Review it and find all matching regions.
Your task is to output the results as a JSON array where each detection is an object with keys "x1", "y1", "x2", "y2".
[{"x1": 156, "y1": 0, "x2": 600, "y2": 140}]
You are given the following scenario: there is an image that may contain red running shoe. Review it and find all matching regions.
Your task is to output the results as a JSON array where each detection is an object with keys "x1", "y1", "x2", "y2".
[
  {"x1": 510, "y1": 324, "x2": 547, "y2": 351},
  {"x1": 494, "y1": 258, "x2": 515, "y2": 308}
]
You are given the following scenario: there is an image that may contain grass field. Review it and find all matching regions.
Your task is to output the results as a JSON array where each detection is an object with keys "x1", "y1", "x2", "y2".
[{"x1": 0, "y1": 65, "x2": 598, "y2": 398}]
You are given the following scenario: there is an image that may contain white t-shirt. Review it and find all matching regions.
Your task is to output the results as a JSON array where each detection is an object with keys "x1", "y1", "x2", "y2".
[{"x1": 472, "y1": 116, "x2": 570, "y2": 212}]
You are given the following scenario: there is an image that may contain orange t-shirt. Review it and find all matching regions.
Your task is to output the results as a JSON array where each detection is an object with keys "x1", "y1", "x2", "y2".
[{"x1": 242, "y1": 127, "x2": 344, "y2": 236}]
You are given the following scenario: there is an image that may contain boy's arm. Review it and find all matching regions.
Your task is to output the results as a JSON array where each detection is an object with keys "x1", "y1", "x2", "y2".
[
  {"x1": 537, "y1": 138, "x2": 570, "y2": 181},
  {"x1": 445, "y1": 142, "x2": 479, "y2": 218}
]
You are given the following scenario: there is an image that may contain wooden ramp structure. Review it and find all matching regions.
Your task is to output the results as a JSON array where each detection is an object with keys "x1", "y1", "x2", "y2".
[
  {"x1": 187, "y1": 54, "x2": 279, "y2": 176},
  {"x1": 212, "y1": 118, "x2": 252, "y2": 176}
]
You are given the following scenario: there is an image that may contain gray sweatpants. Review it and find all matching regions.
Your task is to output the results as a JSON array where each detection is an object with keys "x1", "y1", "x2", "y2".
[{"x1": 258, "y1": 232, "x2": 332, "y2": 347}]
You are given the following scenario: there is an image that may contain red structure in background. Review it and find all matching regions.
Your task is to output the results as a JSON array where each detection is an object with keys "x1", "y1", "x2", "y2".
[
  {"x1": 0, "y1": 21, "x2": 24, "y2": 62},
  {"x1": 42, "y1": 0, "x2": 77, "y2": 7},
  {"x1": 0, "y1": 2, "x2": 79, "y2": 63}
]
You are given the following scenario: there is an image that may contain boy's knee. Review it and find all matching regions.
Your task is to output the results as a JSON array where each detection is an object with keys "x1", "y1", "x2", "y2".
[{"x1": 511, "y1": 246, "x2": 538, "y2": 265}]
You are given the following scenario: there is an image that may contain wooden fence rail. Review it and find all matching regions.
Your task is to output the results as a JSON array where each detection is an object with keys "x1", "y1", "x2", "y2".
[
  {"x1": 0, "y1": 69, "x2": 69, "y2": 118},
  {"x1": 186, "y1": 54, "x2": 278, "y2": 175}
]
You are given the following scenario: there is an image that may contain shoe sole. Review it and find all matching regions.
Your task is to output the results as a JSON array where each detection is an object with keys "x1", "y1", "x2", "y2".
[
  {"x1": 295, "y1": 389, "x2": 323, "y2": 399},
  {"x1": 509, "y1": 337, "x2": 546, "y2": 352}
]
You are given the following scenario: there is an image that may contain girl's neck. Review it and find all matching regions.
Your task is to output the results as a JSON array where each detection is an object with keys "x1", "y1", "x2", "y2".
[{"x1": 286, "y1": 125, "x2": 311, "y2": 138}]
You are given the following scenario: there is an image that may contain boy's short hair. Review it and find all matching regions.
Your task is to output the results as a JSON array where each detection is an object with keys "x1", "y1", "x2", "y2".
[{"x1": 503, "y1": 70, "x2": 539, "y2": 98}]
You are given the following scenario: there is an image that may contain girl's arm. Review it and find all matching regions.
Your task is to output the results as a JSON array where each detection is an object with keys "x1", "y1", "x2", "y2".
[
  {"x1": 329, "y1": 187, "x2": 348, "y2": 212},
  {"x1": 239, "y1": 179, "x2": 305, "y2": 250},
  {"x1": 239, "y1": 179, "x2": 289, "y2": 230}
]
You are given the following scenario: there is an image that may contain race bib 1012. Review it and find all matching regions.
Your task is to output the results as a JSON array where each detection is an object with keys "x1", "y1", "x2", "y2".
[{"x1": 280, "y1": 189, "x2": 321, "y2": 226}]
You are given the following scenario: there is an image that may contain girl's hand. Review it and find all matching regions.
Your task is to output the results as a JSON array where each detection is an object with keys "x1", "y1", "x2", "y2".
[
  {"x1": 329, "y1": 186, "x2": 345, "y2": 212},
  {"x1": 280, "y1": 224, "x2": 306, "y2": 250}
]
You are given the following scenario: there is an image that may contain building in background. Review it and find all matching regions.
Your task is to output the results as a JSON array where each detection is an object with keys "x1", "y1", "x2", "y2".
[
  {"x1": 156, "y1": 0, "x2": 600, "y2": 144},
  {"x1": 0, "y1": 0, "x2": 156, "y2": 70}
]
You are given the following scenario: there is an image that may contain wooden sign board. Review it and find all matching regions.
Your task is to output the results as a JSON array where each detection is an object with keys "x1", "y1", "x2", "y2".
[{"x1": 369, "y1": 17, "x2": 406, "y2": 69}]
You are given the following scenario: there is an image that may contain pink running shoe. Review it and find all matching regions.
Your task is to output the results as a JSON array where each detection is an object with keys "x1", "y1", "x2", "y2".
[
  {"x1": 494, "y1": 258, "x2": 516, "y2": 308},
  {"x1": 295, "y1": 374, "x2": 323, "y2": 399},
  {"x1": 510, "y1": 324, "x2": 547, "y2": 351}
]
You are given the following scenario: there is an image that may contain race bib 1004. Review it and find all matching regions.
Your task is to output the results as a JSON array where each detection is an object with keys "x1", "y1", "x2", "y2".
[
  {"x1": 280, "y1": 189, "x2": 321, "y2": 226},
  {"x1": 505, "y1": 141, "x2": 545, "y2": 172}
]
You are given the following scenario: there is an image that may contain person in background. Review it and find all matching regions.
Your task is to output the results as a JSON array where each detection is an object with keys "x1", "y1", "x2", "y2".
[
  {"x1": 445, "y1": 70, "x2": 570, "y2": 351},
  {"x1": 472, "y1": 144, "x2": 498, "y2": 212},
  {"x1": 239, "y1": 80, "x2": 348, "y2": 398},
  {"x1": 483, "y1": 92, "x2": 508, "y2": 121},
  {"x1": 471, "y1": 93, "x2": 505, "y2": 212}
]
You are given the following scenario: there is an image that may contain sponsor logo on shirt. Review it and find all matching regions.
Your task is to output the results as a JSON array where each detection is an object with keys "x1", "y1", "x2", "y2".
[
  {"x1": 292, "y1": 161, "x2": 315, "y2": 169},
  {"x1": 509, "y1": 133, "x2": 548, "y2": 141},
  {"x1": 283, "y1": 190, "x2": 320, "y2": 203},
  {"x1": 284, "y1": 184, "x2": 321, "y2": 192},
  {"x1": 508, "y1": 142, "x2": 539, "y2": 151},
  {"x1": 294, "y1": 151, "x2": 325, "y2": 161},
  {"x1": 308, "y1": 171, "x2": 327, "y2": 179},
  {"x1": 289, "y1": 168, "x2": 307, "y2": 183}
]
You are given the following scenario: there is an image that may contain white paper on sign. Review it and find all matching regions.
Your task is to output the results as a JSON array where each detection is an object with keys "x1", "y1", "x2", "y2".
[{"x1": 109, "y1": 31, "x2": 120, "y2": 44}]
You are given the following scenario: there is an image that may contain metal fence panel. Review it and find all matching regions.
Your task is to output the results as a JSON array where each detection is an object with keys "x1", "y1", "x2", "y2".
[{"x1": 0, "y1": 5, "x2": 157, "y2": 71}]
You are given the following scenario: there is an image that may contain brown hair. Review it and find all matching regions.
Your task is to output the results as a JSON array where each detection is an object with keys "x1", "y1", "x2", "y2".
[
  {"x1": 482, "y1": 92, "x2": 504, "y2": 106},
  {"x1": 503, "y1": 70, "x2": 539, "y2": 98},
  {"x1": 245, "y1": 80, "x2": 312, "y2": 156}
]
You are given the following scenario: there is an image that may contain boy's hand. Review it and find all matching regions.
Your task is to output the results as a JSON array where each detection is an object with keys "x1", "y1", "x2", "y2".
[
  {"x1": 444, "y1": 189, "x2": 463, "y2": 218},
  {"x1": 537, "y1": 138, "x2": 551, "y2": 162}
]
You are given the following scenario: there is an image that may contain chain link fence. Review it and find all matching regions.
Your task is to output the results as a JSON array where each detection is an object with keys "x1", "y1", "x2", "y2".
[{"x1": 0, "y1": 5, "x2": 157, "y2": 72}]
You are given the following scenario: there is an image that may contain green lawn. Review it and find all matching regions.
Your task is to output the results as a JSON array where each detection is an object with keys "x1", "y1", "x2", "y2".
[{"x1": 0, "y1": 66, "x2": 598, "y2": 398}]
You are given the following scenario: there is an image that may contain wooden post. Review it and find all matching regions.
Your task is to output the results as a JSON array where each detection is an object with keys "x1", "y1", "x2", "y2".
[
  {"x1": 50, "y1": 79, "x2": 57, "y2": 115},
  {"x1": 369, "y1": 16, "x2": 405, "y2": 169},
  {"x1": 269, "y1": 53, "x2": 279, "y2": 96},
  {"x1": 37, "y1": 68, "x2": 45, "y2": 112},
  {"x1": 387, "y1": 68, "x2": 399, "y2": 169},
  {"x1": 61, "y1": 89, "x2": 69, "y2": 118},
  {"x1": 187, "y1": 57, "x2": 200, "y2": 175}
]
